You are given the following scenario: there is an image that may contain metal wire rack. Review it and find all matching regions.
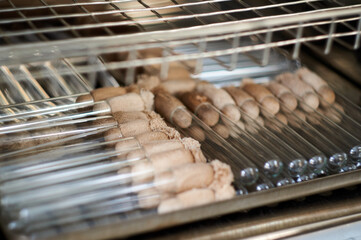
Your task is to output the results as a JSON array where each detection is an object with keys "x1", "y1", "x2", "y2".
[{"x1": 0, "y1": 0, "x2": 359, "y2": 89}]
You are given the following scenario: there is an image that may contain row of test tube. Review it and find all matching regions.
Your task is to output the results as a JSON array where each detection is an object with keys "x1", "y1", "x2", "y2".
[
  {"x1": 0, "y1": 74, "x2": 360, "y2": 239},
  {"x1": 167, "y1": 88, "x2": 361, "y2": 193}
]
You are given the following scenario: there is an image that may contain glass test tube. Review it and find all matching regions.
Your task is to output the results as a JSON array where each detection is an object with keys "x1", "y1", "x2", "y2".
[
  {"x1": 0, "y1": 114, "x2": 116, "y2": 155},
  {"x1": 2, "y1": 144, "x2": 179, "y2": 227},
  {"x1": 5, "y1": 146, "x2": 197, "y2": 232},
  {"x1": 0, "y1": 136, "x2": 138, "y2": 184},
  {"x1": 7, "y1": 181, "x2": 159, "y2": 231},
  {"x1": 0, "y1": 93, "x2": 86, "y2": 120},
  {"x1": 0, "y1": 117, "x2": 117, "y2": 159},
  {"x1": 0, "y1": 100, "x2": 109, "y2": 135}
]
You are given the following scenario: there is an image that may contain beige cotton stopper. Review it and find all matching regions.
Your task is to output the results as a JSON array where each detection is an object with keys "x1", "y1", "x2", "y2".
[
  {"x1": 267, "y1": 82, "x2": 298, "y2": 112},
  {"x1": 112, "y1": 111, "x2": 148, "y2": 124},
  {"x1": 114, "y1": 131, "x2": 169, "y2": 151},
  {"x1": 223, "y1": 86, "x2": 260, "y2": 119},
  {"x1": 154, "y1": 91, "x2": 192, "y2": 128},
  {"x1": 90, "y1": 87, "x2": 127, "y2": 101},
  {"x1": 296, "y1": 68, "x2": 335, "y2": 106},
  {"x1": 157, "y1": 159, "x2": 235, "y2": 213},
  {"x1": 221, "y1": 104, "x2": 242, "y2": 122},
  {"x1": 276, "y1": 73, "x2": 319, "y2": 112},
  {"x1": 131, "y1": 148, "x2": 195, "y2": 184},
  {"x1": 158, "y1": 188, "x2": 215, "y2": 214},
  {"x1": 181, "y1": 137, "x2": 207, "y2": 163},
  {"x1": 118, "y1": 119, "x2": 152, "y2": 137},
  {"x1": 127, "y1": 140, "x2": 184, "y2": 160},
  {"x1": 112, "y1": 111, "x2": 169, "y2": 138},
  {"x1": 235, "y1": 120, "x2": 245, "y2": 131},
  {"x1": 240, "y1": 100, "x2": 260, "y2": 119},
  {"x1": 242, "y1": 83, "x2": 280, "y2": 115},
  {"x1": 138, "y1": 188, "x2": 174, "y2": 209},
  {"x1": 208, "y1": 160, "x2": 235, "y2": 200},
  {"x1": 104, "y1": 128, "x2": 123, "y2": 143},
  {"x1": 106, "y1": 90, "x2": 154, "y2": 113},
  {"x1": 155, "y1": 163, "x2": 214, "y2": 193},
  {"x1": 76, "y1": 85, "x2": 126, "y2": 104},
  {"x1": 116, "y1": 113, "x2": 172, "y2": 138},
  {"x1": 137, "y1": 188, "x2": 162, "y2": 209},
  {"x1": 138, "y1": 130, "x2": 177, "y2": 142},
  {"x1": 180, "y1": 92, "x2": 219, "y2": 127},
  {"x1": 212, "y1": 123, "x2": 230, "y2": 139},
  {"x1": 196, "y1": 82, "x2": 241, "y2": 122},
  {"x1": 275, "y1": 113, "x2": 288, "y2": 125},
  {"x1": 112, "y1": 120, "x2": 181, "y2": 150}
]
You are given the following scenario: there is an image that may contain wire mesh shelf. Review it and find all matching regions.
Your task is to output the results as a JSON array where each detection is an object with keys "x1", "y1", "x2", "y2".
[{"x1": 0, "y1": 0, "x2": 360, "y2": 69}]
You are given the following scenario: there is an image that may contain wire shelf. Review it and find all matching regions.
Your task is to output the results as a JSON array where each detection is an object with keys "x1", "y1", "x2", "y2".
[
  {"x1": 0, "y1": 0, "x2": 359, "y2": 102},
  {"x1": 0, "y1": 0, "x2": 358, "y2": 83}
]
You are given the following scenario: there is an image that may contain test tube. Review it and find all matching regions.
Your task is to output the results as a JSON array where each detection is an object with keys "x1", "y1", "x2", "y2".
[
  {"x1": 0, "y1": 117, "x2": 117, "y2": 159},
  {"x1": 2, "y1": 140, "x2": 204, "y2": 228},
  {"x1": 0, "y1": 100, "x2": 109, "y2": 135},
  {"x1": 0, "y1": 136, "x2": 139, "y2": 184},
  {"x1": 11, "y1": 192, "x2": 154, "y2": 234},
  {"x1": 0, "y1": 115, "x2": 117, "y2": 156},
  {"x1": 0, "y1": 93, "x2": 87, "y2": 121},
  {"x1": 7, "y1": 181, "x2": 158, "y2": 231},
  {"x1": 4, "y1": 151, "x2": 219, "y2": 233}
]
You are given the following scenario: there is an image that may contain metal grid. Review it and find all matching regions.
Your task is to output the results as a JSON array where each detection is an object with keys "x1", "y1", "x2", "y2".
[
  {"x1": 0, "y1": 1, "x2": 360, "y2": 99},
  {"x1": 0, "y1": 1, "x2": 359, "y2": 43},
  {"x1": 0, "y1": 0, "x2": 358, "y2": 85}
]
